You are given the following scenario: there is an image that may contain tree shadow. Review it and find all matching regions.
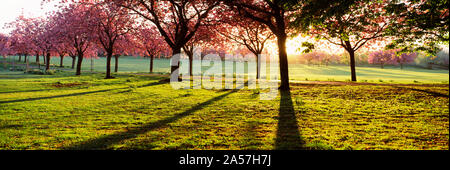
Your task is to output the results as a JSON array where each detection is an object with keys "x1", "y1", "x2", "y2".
[
  {"x1": 396, "y1": 86, "x2": 449, "y2": 98},
  {"x1": 240, "y1": 120, "x2": 264, "y2": 150},
  {"x1": 0, "y1": 89, "x2": 53, "y2": 94},
  {"x1": 0, "y1": 80, "x2": 168, "y2": 104},
  {"x1": 0, "y1": 124, "x2": 23, "y2": 130},
  {"x1": 62, "y1": 89, "x2": 238, "y2": 150},
  {"x1": 409, "y1": 88, "x2": 449, "y2": 98},
  {"x1": 275, "y1": 90, "x2": 305, "y2": 150}
]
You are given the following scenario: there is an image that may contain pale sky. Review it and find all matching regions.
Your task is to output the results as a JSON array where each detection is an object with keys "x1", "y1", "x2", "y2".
[{"x1": 0, "y1": 0, "x2": 59, "y2": 34}]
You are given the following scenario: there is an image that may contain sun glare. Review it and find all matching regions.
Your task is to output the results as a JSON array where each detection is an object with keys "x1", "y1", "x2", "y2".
[{"x1": 265, "y1": 34, "x2": 346, "y2": 60}]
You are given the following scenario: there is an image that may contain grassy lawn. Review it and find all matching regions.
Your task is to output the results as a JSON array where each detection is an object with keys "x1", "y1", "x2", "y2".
[
  {"x1": 3, "y1": 56, "x2": 449, "y2": 84},
  {"x1": 0, "y1": 70, "x2": 448, "y2": 150}
]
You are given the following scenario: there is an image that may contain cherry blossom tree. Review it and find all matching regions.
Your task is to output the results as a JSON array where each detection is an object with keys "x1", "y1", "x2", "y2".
[
  {"x1": 300, "y1": 50, "x2": 335, "y2": 66},
  {"x1": 368, "y1": 50, "x2": 396, "y2": 69},
  {"x1": 30, "y1": 21, "x2": 44, "y2": 68},
  {"x1": 385, "y1": 0, "x2": 448, "y2": 56},
  {"x1": 182, "y1": 25, "x2": 222, "y2": 77},
  {"x1": 87, "y1": 1, "x2": 136, "y2": 78},
  {"x1": 0, "y1": 34, "x2": 9, "y2": 57},
  {"x1": 53, "y1": 3, "x2": 98, "y2": 75},
  {"x1": 392, "y1": 51, "x2": 418, "y2": 69},
  {"x1": 111, "y1": 34, "x2": 139, "y2": 73},
  {"x1": 293, "y1": 0, "x2": 393, "y2": 81},
  {"x1": 38, "y1": 16, "x2": 62, "y2": 71},
  {"x1": 67, "y1": 48, "x2": 78, "y2": 69},
  {"x1": 6, "y1": 15, "x2": 36, "y2": 63},
  {"x1": 136, "y1": 26, "x2": 170, "y2": 73},
  {"x1": 223, "y1": 0, "x2": 302, "y2": 90},
  {"x1": 111, "y1": 0, "x2": 221, "y2": 79},
  {"x1": 216, "y1": 12, "x2": 273, "y2": 79}
]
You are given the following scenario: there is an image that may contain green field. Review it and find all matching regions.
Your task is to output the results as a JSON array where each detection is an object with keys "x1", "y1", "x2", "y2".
[
  {"x1": 2, "y1": 56, "x2": 448, "y2": 84},
  {"x1": 0, "y1": 56, "x2": 448, "y2": 150},
  {"x1": 0, "y1": 69, "x2": 448, "y2": 150}
]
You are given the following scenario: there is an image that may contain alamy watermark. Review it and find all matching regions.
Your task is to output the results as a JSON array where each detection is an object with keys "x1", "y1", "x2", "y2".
[{"x1": 170, "y1": 47, "x2": 279, "y2": 100}]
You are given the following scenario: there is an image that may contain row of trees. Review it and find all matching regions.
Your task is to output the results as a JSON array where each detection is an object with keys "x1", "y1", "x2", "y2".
[
  {"x1": 297, "y1": 49, "x2": 419, "y2": 69},
  {"x1": 1, "y1": 2, "x2": 171, "y2": 78},
  {"x1": 368, "y1": 50, "x2": 418, "y2": 69},
  {"x1": 1, "y1": 0, "x2": 448, "y2": 90}
]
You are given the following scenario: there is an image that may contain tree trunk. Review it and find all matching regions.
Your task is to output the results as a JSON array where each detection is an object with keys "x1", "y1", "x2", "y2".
[
  {"x1": 171, "y1": 48, "x2": 182, "y2": 80},
  {"x1": 42, "y1": 53, "x2": 46, "y2": 65},
  {"x1": 36, "y1": 53, "x2": 40, "y2": 63},
  {"x1": 106, "y1": 53, "x2": 113, "y2": 79},
  {"x1": 60, "y1": 55, "x2": 64, "y2": 67},
  {"x1": 400, "y1": 63, "x2": 403, "y2": 69},
  {"x1": 2, "y1": 56, "x2": 6, "y2": 69},
  {"x1": 277, "y1": 33, "x2": 290, "y2": 90},
  {"x1": 76, "y1": 54, "x2": 83, "y2": 76},
  {"x1": 150, "y1": 55, "x2": 154, "y2": 73},
  {"x1": 183, "y1": 46, "x2": 194, "y2": 78},
  {"x1": 24, "y1": 55, "x2": 27, "y2": 63},
  {"x1": 26, "y1": 55, "x2": 29, "y2": 72},
  {"x1": 90, "y1": 57, "x2": 94, "y2": 72},
  {"x1": 71, "y1": 56, "x2": 76, "y2": 69},
  {"x1": 18, "y1": 55, "x2": 22, "y2": 62},
  {"x1": 188, "y1": 53, "x2": 193, "y2": 77},
  {"x1": 348, "y1": 49, "x2": 357, "y2": 81},
  {"x1": 46, "y1": 53, "x2": 51, "y2": 71},
  {"x1": 381, "y1": 63, "x2": 384, "y2": 69},
  {"x1": 36, "y1": 53, "x2": 40, "y2": 69},
  {"x1": 114, "y1": 55, "x2": 119, "y2": 73},
  {"x1": 256, "y1": 54, "x2": 261, "y2": 79}
]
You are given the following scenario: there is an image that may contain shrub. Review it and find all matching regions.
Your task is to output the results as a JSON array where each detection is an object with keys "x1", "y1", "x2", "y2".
[
  {"x1": 26, "y1": 69, "x2": 44, "y2": 75},
  {"x1": 45, "y1": 70, "x2": 56, "y2": 75}
]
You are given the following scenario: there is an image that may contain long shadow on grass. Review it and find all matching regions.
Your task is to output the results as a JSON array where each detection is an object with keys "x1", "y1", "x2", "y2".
[
  {"x1": 0, "y1": 89, "x2": 53, "y2": 94},
  {"x1": 275, "y1": 90, "x2": 305, "y2": 150},
  {"x1": 396, "y1": 87, "x2": 449, "y2": 98},
  {"x1": 0, "y1": 80, "x2": 168, "y2": 104},
  {"x1": 62, "y1": 89, "x2": 238, "y2": 150},
  {"x1": 0, "y1": 124, "x2": 23, "y2": 130}
]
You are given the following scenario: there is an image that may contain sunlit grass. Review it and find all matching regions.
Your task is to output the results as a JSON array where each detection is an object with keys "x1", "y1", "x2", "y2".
[
  {"x1": 0, "y1": 71, "x2": 448, "y2": 150},
  {"x1": 2, "y1": 56, "x2": 448, "y2": 84}
]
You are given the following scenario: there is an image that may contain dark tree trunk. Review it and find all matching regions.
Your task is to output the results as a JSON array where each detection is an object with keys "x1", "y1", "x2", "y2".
[
  {"x1": 2, "y1": 56, "x2": 6, "y2": 69},
  {"x1": 171, "y1": 48, "x2": 182, "y2": 80},
  {"x1": 36, "y1": 53, "x2": 40, "y2": 69},
  {"x1": 348, "y1": 49, "x2": 357, "y2": 82},
  {"x1": 18, "y1": 55, "x2": 22, "y2": 62},
  {"x1": 183, "y1": 46, "x2": 194, "y2": 77},
  {"x1": 60, "y1": 55, "x2": 64, "y2": 67},
  {"x1": 381, "y1": 63, "x2": 384, "y2": 69},
  {"x1": 256, "y1": 53, "x2": 261, "y2": 79},
  {"x1": 24, "y1": 55, "x2": 27, "y2": 63},
  {"x1": 277, "y1": 33, "x2": 290, "y2": 90},
  {"x1": 71, "y1": 56, "x2": 76, "y2": 69},
  {"x1": 42, "y1": 52, "x2": 46, "y2": 65},
  {"x1": 188, "y1": 54, "x2": 193, "y2": 77},
  {"x1": 400, "y1": 63, "x2": 403, "y2": 69},
  {"x1": 150, "y1": 55, "x2": 154, "y2": 73},
  {"x1": 114, "y1": 55, "x2": 119, "y2": 73},
  {"x1": 25, "y1": 54, "x2": 29, "y2": 71},
  {"x1": 106, "y1": 53, "x2": 113, "y2": 79},
  {"x1": 36, "y1": 53, "x2": 40, "y2": 63},
  {"x1": 45, "y1": 53, "x2": 51, "y2": 71},
  {"x1": 76, "y1": 54, "x2": 83, "y2": 76},
  {"x1": 251, "y1": 52, "x2": 262, "y2": 79}
]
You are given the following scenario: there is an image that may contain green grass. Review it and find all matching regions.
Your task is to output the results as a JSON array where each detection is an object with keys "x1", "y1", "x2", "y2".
[
  {"x1": 0, "y1": 71, "x2": 448, "y2": 150},
  {"x1": 2, "y1": 55, "x2": 448, "y2": 84}
]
